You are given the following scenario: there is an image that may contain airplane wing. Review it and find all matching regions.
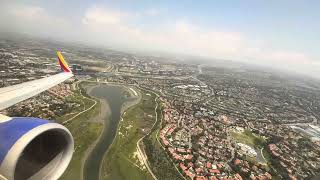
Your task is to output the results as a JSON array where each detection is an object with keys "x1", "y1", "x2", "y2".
[{"x1": 0, "y1": 51, "x2": 73, "y2": 111}]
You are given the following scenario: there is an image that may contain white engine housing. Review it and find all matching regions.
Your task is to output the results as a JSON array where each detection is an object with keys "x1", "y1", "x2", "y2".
[{"x1": 0, "y1": 117, "x2": 74, "y2": 180}]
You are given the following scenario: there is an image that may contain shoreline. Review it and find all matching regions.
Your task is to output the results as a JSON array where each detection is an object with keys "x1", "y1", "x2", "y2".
[
  {"x1": 80, "y1": 82, "x2": 141, "y2": 180},
  {"x1": 80, "y1": 84, "x2": 110, "y2": 180},
  {"x1": 80, "y1": 98, "x2": 110, "y2": 180},
  {"x1": 98, "y1": 84, "x2": 142, "y2": 180}
]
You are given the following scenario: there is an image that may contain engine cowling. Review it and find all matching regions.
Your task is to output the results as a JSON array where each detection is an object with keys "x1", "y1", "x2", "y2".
[{"x1": 0, "y1": 117, "x2": 74, "y2": 180}]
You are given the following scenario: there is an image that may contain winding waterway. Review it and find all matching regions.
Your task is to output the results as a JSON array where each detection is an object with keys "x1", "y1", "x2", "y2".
[{"x1": 83, "y1": 84, "x2": 128, "y2": 180}]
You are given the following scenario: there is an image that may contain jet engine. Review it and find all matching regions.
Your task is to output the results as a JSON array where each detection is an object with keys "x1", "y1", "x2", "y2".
[{"x1": 0, "y1": 117, "x2": 74, "y2": 180}]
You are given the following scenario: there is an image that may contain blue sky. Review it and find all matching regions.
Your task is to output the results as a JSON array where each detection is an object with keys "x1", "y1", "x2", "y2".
[
  {"x1": 1, "y1": 0, "x2": 320, "y2": 77},
  {"x1": 30, "y1": 0, "x2": 319, "y2": 55}
]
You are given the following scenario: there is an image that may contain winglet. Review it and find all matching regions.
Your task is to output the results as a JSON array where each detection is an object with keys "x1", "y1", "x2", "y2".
[{"x1": 57, "y1": 51, "x2": 72, "y2": 73}]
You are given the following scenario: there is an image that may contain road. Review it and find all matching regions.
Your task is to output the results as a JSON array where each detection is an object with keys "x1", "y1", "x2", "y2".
[
  {"x1": 137, "y1": 87, "x2": 186, "y2": 180},
  {"x1": 135, "y1": 88, "x2": 159, "y2": 180},
  {"x1": 82, "y1": 80, "x2": 186, "y2": 179},
  {"x1": 62, "y1": 82, "x2": 97, "y2": 125}
]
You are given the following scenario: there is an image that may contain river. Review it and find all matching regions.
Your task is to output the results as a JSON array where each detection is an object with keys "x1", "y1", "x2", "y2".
[{"x1": 83, "y1": 84, "x2": 128, "y2": 180}]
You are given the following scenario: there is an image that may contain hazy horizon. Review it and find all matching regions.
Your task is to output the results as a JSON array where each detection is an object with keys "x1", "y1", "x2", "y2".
[{"x1": 1, "y1": 0, "x2": 319, "y2": 78}]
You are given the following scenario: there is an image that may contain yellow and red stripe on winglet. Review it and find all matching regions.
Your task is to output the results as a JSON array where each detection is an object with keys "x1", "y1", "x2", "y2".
[{"x1": 57, "y1": 51, "x2": 71, "y2": 73}]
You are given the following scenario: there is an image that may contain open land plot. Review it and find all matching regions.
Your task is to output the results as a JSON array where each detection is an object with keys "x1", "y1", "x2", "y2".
[{"x1": 231, "y1": 129, "x2": 266, "y2": 148}]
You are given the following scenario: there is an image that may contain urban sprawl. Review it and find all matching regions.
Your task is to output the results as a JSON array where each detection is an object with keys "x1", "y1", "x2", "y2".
[{"x1": 0, "y1": 36, "x2": 319, "y2": 180}]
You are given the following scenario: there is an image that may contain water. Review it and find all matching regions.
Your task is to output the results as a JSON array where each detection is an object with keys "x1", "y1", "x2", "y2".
[{"x1": 83, "y1": 84, "x2": 127, "y2": 180}]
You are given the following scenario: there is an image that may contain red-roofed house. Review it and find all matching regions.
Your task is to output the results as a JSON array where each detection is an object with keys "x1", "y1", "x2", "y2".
[
  {"x1": 185, "y1": 154, "x2": 193, "y2": 161},
  {"x1": 258, "y1": 175, "x2": 267, "y2": 180},
  {"x1": 180, "y1": 163, "x2": 187, "y2": 171},
  {"x1": 264, "y1": 172, "x2": 272, "y2": 179},
  {"x1": 188, "y1": 162, "x2": 194, "y2": 168},
  {"x1": 196, "y1": 176, "x2": 207, "y2": 180},
  {"x1": 209, "y1": 169, "x2": 220, "y2": 174},
  {"x1": 235, "y1": 173, "x2": 243, "y2": 180},
  {"x1": 173, "y1": 154, "x2": 183, "y2": 161},
  {"x1": 207, "y1": 162, "x2": 212, "y2": 169},
  {"x1": 185, "y1": 170, "x2": 196, "y2": 180},
  {"x1": 250, "y1": 174, "x2": 257, "y2": 180},
  {"x1": 288, "y1": 174, "x2": 297, "y2": 180},
  {"x1": 217, "y1": 163, "x2": 224, "y2": 169},
  {"x1": 234, "y1": 159, "x2": 241, "y2": 166},
  {"x1": 196, "y1": 168, "x2": 203, "y2": 174},
  {"x1": 210, "y1": 176, "x2": 218, "y2": 180},
  {"x1": 177, "y1": 148, "x2": 187, "y2": 153},
  {"x1": 168, "y1": 147, "x2": 175, "y2": 154},
  {"x1": 268, "y1": 144, "x2": 278, "y2": 151},
  {"x1": 162, "y1": 138, "x2": 169, "y2": 146}
]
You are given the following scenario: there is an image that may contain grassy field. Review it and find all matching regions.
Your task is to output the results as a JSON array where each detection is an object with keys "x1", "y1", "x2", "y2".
[
  {"x1": 57, "y1": 83, "x2": 103, "y2": 180},
  {"x1": 231, "y1": 129, "x2": 274, "y2": 167},
  {"x1": 262, "y1": 148, "x2": 273, "y2": 165},
  {"x1": 143, "y1": 101, "x2": 184, "y2": 180},
  {"x1": 100, "y1": 90, "x2": 155, "y2": 180},
  {"x1": 231, "y1": 129, "x2": 266, "y2": 148}
]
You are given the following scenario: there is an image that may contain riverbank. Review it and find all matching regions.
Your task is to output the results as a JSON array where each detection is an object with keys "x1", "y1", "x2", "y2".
[
  {"x1": 59, "y1": 82, "x2": 103, "y2": 180},
  {"x1": 83, "y1": 83, "x2": 141, "y2": 180},
  {"x1": 82, "y1": 83, "x2": 124, "y2": 180},
  {"x1": 100, "y1": 88, "x2": 155, "y2": 180},
  {"x1": 80, "y1": 98, "x2": 110, "y2": 180},
  {"x1": 98, "y1": 84, "x2": 142, "y2": 179}
]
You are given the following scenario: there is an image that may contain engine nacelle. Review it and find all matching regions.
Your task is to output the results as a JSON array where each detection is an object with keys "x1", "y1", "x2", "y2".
[{"x1": 0, "y1": 117, "x2": 74, "y2": 180}]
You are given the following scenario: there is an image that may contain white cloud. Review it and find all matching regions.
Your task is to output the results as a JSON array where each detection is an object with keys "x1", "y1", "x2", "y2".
[
  {"x1": 268, "y1": 52, "x2": 309, "y2": 63},
  {"x1": 81, "y1": 8, "x2": 246, "y2": 59},
  {"x1": 0, "y1": 2, "x2": 319, "y2": 78},
  {"x1": 144, "y1": 8, "x2": 160, "y2": 16},
  {"x1": 10, "y1": 5, "x2": 44, "y2": 18},
  {"x1": 81, "y1": 6, "x2": 312, "y2": 66},
  {"x1": 82, "y1": 7, "x2": 127, "y2": 25},
  {"x1": 0, "y1": 2, "x2": 71, "y2": 38}
]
